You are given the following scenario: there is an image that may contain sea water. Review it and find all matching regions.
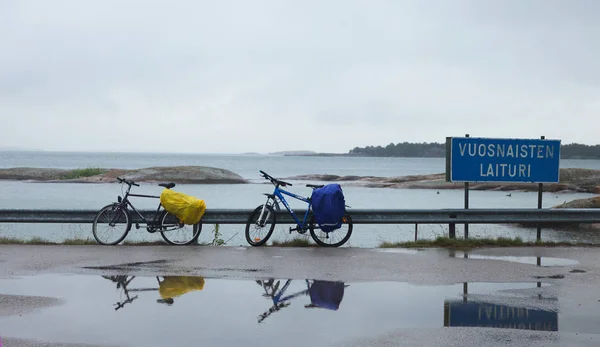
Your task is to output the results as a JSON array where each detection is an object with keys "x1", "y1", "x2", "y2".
[{"x1": 0, "y1": 151, "x2": 599, "y2": 247}]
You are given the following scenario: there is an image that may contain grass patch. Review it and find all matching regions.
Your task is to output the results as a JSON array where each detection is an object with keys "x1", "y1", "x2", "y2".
[
  {"x1": 0, "y1": 237, "x2": 205, "y2": 246},
  {"x1": 0, "y1": 236, "x2": 51, "y2": 245},
  {"x1": 0, "y1": 236, "x2": 96, "y2": 245},
  {"x1": 379, "y1": 236, "x2": 582, "y2": 250},
  {"x1": 59, "y1": 167, "x2": 106, "y2": 180},
  {"x1": 0, "y1": 237, "x2": 167, "y2": 246},
  {"x1": 63, "y1": 238, "x2": 96, "y2": 245},
  {"x1": 271, "y1": 237, "x2": 314, "y2": 247}
]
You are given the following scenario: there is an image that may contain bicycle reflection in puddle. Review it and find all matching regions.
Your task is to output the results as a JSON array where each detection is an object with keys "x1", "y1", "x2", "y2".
[
  {"x1": 102, "y1": 275, "x2": 205, "y2": 310},
  {"x1": 256, "y1": 279, "x2": 348, "y2": 323},
  {"x1": 102, "y1": 275, "x2": 348, "y2": 324}
]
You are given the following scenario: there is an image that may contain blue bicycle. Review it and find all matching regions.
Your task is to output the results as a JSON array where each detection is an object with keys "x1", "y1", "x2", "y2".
[
  {"x1": 256, "y1": 278, "x2": 348, "y2": 323},
  {"x1": 244, "y1": 170, "x2": 353, "y2": 247}
]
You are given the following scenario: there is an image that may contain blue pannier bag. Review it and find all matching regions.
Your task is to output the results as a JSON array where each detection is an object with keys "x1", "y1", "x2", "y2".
[
  {"x1": 308, "y1": 280, "x2": 345, "y2": 310},
  {"x1": 311, "y1": 183, "x2": 346, "y2": 233}
]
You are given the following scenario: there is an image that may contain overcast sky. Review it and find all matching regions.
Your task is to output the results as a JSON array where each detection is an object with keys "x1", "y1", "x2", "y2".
[{"x1": 1, "y1": 0, "x2": 598, "y2": 154}]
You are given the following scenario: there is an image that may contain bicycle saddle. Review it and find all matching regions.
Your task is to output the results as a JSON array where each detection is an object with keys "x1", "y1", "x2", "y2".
[
  {"x1": 158, "y1": 182, "x2": 176, "y2": 189},
  {"x1": 306, "y1": 184, "x2": 324, "y2": 189}
]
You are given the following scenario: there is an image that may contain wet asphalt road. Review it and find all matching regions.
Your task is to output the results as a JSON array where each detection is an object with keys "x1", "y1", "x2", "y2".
[
  {"x1": 1, "y1": 245, "x2": 600, "y2": 347},
  {"x1": 2, "y1": 245, "x2": 599, "y2": 284}
]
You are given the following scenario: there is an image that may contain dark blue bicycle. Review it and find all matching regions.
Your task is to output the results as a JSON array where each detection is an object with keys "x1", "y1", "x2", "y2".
[
  {"x1": 244, "y1": 170, "x2": 353, "y2": 247},
  {"x1": 256, "y1": 278, "x2": 348, "y2": 323}
]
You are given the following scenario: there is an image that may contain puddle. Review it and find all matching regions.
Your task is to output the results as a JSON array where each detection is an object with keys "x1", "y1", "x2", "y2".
[
  {"x1": 373, "y1": 248, "x2": 421, "y2": 255},
  {"x1": 452, "y1": 253, "x2": 579, "y2": 267},
  {"x1": 0, "y1": 274, "x2": 596, "y2": 347}
]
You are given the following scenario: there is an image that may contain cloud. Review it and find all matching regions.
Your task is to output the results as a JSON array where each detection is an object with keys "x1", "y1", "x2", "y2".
[{"x1": 1, "y1": 0, "x2": 599, "y2": 153}]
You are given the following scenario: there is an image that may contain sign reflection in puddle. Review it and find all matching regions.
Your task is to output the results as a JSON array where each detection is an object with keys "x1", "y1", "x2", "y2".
[{"x1": 443, "y1": 281, "x2": 558, "y2": 332}]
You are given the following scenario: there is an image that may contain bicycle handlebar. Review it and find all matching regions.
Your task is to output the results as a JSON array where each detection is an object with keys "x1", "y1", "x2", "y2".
[
  {"x1": 115, "y1": 295, "x2": 138, "y2": 311},
  {"x1": 117, "y1": 177, "x2": 139, "y2": 187},
  {"x1": 259, "y1": 170, "x2": 292, "y2": 187}
]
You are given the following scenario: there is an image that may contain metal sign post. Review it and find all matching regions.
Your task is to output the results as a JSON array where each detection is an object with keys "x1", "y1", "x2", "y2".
[
  {"x1": 537, "y1": 136, "x2": 545, "y2": 241},
  {"x1": 464, "y1": 134, "x2": 470, "y2": 239}
]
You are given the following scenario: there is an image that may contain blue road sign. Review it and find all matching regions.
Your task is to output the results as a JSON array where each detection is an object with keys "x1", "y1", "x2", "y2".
[
  {"x1": 444, "y1": 300, "x2": 558, "y2": 331},
  {"x1": 446, "y1": 137, "x2": 561, "y2": 183}
]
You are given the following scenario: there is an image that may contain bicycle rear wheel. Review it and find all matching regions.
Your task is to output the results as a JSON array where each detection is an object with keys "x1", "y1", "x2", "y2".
[
  {"x1": 245, "y1": 204, "x2": 276, "y2": 246},
  {"x1": 92, "y1": 203, "x2": 131, "y2": 245},
  {"x1": 159, "y1": 211, "x2": 202, "y2": 245},
  {"x1": 309, "y1": 213, "x2": 353, "y2": 247}
]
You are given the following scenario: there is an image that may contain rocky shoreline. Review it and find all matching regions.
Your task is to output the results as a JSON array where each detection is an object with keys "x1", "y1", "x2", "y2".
[
  {"x1": 1, "y1": 166, "x2": 600, "y2": 194},
  {"x1": 513, "y1": 196, "x2": 600, "y2": 229},
  {"x1": 283, "y1": 168, "x2": 600, "y2": 194},
  {"x1": 0, "y1": 166, "x2": 248, "y2": 184}
]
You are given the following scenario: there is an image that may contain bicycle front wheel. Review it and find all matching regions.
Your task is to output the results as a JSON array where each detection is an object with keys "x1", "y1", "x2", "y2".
[
  {"x1": 92, "y1": 203, "x2": 131, "y2": 245},
  {"x1": 245, "y1": 204, "x2": 276, "y2": 246},
  {"x1": 159, "y1": 211, "x2": 202, "y2": 245},
  {"x1": 309, "y1": 213, "x2": 353, "y2": 247}
]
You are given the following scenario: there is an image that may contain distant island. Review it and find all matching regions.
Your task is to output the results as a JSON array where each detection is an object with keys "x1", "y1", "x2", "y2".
[
  {"x1": 269, "y1": 150, "x2": 317, "y2": 156},
  {"x1": 0, "y1": 146, "x2": 42, "y2": 152},
  {"x1": 286, "y1": 142, "x2": 600, "y2": 159}
]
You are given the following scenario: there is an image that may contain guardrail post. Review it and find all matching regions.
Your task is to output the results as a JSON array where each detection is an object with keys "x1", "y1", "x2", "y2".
[
  {"x1": 414, "y1": 223, "x2": 418, "y2": 242},
  {"x1": 449, "y1": 214, "x2": 457, "y2": 239},
  {"x1": 537, "y1": 256, "x2": 542, "y2": 288}
]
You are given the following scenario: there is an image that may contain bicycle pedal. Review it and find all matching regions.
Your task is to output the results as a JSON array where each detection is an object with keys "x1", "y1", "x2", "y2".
[{"x1": 135, "y1": 223, "x2": 140, "y2": 229}]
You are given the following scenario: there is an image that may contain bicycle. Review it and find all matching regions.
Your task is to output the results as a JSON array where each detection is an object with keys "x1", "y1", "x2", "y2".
[
  {"x1": 92, "y1": 177, "x2": 202, "y2": 245},
  {"x1": 256, "y1": 278, "x2": 348, "y2": 323},
  {"x1": 102, "y1": 275, "x2": 142, "y2": 310},
  {"x1": 244, "y1": 170, "x2": 353, "y2": 247},
  {"x1": 102, "y1": 275, "x2": 205, "y2": 310}
]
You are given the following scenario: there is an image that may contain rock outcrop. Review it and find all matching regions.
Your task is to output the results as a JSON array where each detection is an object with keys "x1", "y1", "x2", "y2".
[
  {"x1": 0, "y1": 166, "x2": 248, "y2": 184},
  {"x1": 117, "y1": 166, "x2": 247, "y2": 184},
  {"x1": 0, "y1": 167, "x2": 73, "y2": 181},
  {"x1": 283, "y1": 168, "x2": 600, "y2": 193},
  {"x1": 552, "y1": 196, "x2": 600, "y2": 209}
]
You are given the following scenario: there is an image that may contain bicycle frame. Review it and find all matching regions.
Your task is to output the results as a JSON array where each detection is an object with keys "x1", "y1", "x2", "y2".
[
  {"x1": 262, "y1": 185, "x2": 313, "y2": 230},
  {"x1": 119, "y1": 192, "x2": 162, "y2": 225},
  {"x1": 272, "y1": 279, "x2": 311, "y2": 303},
  {"x1": 106, "y1": 275, "x2": 164, "y2": 310},
  {"x1": 257, "y1": 279, "x2": 311, "y2": 323},
  {"x1": 114, "y1": 184, "x2": 178, "y2": 230}
]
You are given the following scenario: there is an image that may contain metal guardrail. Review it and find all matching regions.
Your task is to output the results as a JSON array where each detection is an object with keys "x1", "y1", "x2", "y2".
[{"x1": 0, "y1": 208, "x2": 599, "y2": 224}]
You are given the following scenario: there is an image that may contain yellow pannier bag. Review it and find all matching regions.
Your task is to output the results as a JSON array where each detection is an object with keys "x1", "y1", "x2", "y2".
[
  {"x1": 159, "y1": 276, "x2": 205, "y2": 300},
  {"x1": 159, "y1": 188, "x2": 206, "y2": 225}
]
